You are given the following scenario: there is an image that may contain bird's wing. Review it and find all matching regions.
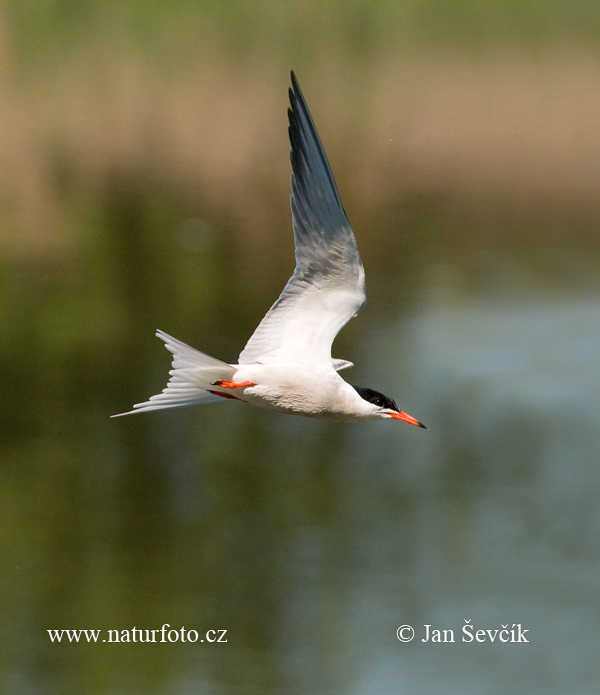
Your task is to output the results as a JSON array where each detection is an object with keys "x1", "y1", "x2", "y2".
[{"x1": 238, "y1": 71, "x2": 366, "y2": 370}]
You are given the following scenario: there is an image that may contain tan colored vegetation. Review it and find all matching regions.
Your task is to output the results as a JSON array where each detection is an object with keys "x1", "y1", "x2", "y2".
[{"x1": 1, "y1": 12, "x2": 599, "y2": 260}]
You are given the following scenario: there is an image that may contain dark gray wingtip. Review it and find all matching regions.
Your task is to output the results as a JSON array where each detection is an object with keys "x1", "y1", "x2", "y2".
[
  {"x1": 287, "y1": 71, "x2": 348, "y2": 220},
  {"x1": 290, "y1": 70, "x2": 301, "y2": 98}
]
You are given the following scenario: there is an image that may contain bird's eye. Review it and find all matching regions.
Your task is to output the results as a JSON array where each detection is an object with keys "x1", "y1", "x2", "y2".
[{"x1": 353, "y1": 386, "x2": 399, "y2": 412}]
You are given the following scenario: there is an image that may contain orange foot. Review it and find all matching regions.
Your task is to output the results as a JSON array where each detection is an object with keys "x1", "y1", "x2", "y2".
[{"x1": 211, "y1": 380, "x2": 255, "y2": 389}]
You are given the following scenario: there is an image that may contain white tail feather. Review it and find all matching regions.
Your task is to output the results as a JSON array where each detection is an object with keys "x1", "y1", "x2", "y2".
[{"x1": 111, "y1": 330, "x2": 235, "y2": 416}]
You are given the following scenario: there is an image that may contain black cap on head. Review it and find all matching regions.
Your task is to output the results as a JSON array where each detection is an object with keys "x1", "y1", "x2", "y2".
[{"x1": 353, "y1": 386, "x2": 399, "y2": 412}]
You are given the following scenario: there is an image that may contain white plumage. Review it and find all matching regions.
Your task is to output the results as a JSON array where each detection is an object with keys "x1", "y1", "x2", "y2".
[{"x1": 113, "y1": 73, "x2": 426, "y2": 429}]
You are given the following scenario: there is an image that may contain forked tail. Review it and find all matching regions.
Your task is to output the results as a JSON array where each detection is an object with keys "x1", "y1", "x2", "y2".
[{"x1": 111, "y1": 330, "x2": 235, "y2": 416}]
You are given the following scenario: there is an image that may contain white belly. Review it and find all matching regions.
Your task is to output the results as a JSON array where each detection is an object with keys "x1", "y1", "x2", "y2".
[{"x1": 231, "y1": 364, "x2": 362, "y2": 421}]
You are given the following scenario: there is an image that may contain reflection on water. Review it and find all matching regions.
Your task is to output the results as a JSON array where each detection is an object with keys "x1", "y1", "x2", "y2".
[
  {"x1": 2, "y1": 242, "x2": 600, "y2": 694},
  {"x1": 3, "y1": 3, "x2": 600, "y2": 688}
]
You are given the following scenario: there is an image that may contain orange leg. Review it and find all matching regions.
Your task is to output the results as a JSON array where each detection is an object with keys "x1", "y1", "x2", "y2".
[{"x1": 211, "y1": 380, "x2": 255, "y2": 389}]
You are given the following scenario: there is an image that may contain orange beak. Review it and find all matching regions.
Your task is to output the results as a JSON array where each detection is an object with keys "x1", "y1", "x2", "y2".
[{"x1": 390, "y1": 410, "x2": 428, "y2": 429}]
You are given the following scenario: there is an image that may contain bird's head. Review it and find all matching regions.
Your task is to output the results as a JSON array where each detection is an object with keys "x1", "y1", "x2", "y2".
[{"x1": 353, "y1": 386, "x2": 428, "y2": 428}]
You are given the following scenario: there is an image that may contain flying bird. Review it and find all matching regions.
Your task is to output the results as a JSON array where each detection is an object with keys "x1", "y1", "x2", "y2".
[{"x1": 113, "y1": 72, "x2": 427, "y2": 428}]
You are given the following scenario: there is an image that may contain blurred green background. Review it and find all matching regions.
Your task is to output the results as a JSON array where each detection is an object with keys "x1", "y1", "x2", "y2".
[{"x1": 2, "y1": 1, "x2": 600, "y2": 693}]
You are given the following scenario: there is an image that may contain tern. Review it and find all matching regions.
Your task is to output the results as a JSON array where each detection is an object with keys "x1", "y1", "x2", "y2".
[{"x1": 113, "y1": 72, "x2": 427, "y2": 428}]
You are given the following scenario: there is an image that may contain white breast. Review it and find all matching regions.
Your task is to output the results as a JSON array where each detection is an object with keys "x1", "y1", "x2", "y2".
[{"x1": 232, "y1": 364, "x2": 374, "y2": 421}]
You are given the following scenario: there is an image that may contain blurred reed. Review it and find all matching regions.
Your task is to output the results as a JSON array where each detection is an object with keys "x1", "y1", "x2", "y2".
[{"x1": 1, "y1": 2, "x2": 600, "y2": 263}]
